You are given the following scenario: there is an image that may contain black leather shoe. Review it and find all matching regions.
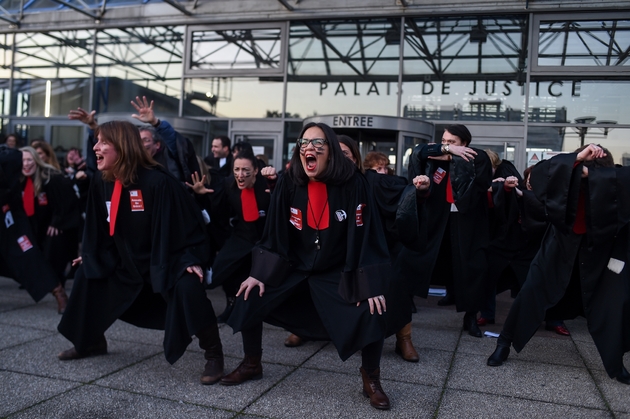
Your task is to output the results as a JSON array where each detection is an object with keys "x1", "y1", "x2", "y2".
[
  {"x1": 487, "y1": 336, "x2": 511, "y2": 367},
  {"x1": 463, "y1": 313, "x2": 482, "y2": 337},
  {"x1": 616, "y1": 366, "x2": 630, "y2": 385},
  {"x1": 437, "y1": 294, "x2": 455, "y2": 306}
]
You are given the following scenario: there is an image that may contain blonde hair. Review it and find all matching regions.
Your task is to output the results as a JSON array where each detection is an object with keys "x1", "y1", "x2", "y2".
[
  {"x1": 19, "y1": 146, "x2": 61, "y2": 196},
  {"x1": 484, "y1": 149, "x2": 501, "y2": 169},
  {"x1": 31, "y1": 140, "x2": 61, "y2": 170}
]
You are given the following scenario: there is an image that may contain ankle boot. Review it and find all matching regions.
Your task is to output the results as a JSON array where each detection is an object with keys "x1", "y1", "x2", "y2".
[
  {"x1": 220, "y1": 354, "x2": 263, "y2": 386},
  {"x1": 395, "y1": 323, "x2": 419, "y2": 362},
  {"x1": 197, "y1": 323, "x2": 224, "y2": 385},
  {"x1": 51, "y1": 284, "x2": 68, "y2": 314},
  {"x1": 463, "y1": 312, "x2": 482, "y2": 338},
  {"x1": 360, "y1": 367, "x2": 390, "y2": 410},
  {"x1": 58, "y1": 335, "x2": 107, "y2": 361},
  {"x1": 487, "y1": 335, "x2": 511, "y2": 366}
]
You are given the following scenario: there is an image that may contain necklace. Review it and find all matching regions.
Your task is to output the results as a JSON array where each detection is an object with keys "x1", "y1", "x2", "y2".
[{"x1": 307, "y1": 197, "x2": 328, "y2": 250}]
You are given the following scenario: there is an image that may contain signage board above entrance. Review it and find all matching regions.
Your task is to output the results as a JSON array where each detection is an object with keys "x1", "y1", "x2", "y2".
[{"x1": 303, "y1": 115, "x2": 434, "y2": 138}]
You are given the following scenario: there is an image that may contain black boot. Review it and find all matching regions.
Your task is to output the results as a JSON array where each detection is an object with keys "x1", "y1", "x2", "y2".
[
  {"x1": 216, "y1": 296, "x2": 235, "y2": 324},
  {"x1": 487, "y1": 334, "x2": 511, "y2": 367},
  {"x1": 463, "y1": 312, "x2": 482, "y2": 338},
  {"x1": 197, "y1": 323, "x2": 224, "y2": 385}
]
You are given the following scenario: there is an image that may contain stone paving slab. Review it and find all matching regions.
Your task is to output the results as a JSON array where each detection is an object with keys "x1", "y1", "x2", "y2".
[
  {"x1": 436, "y1": 388, "x2": 612, "y2": 419},
  {"x1": 447, "y1": 352, "x2": 607, "y2": 410},
  {"x1": 0, "y1": 334, "x2": 164, "y2": 383},
  {"x1": 6, "y1": 384, "x2": 235, "y2": 419},
  {"x1": 94, "y1": 350, "x2": 294, "y2": 412},
  {"x1": 0, "y1": 323, "x2": 55, "y2": 351},
  {"x1": 0, "y1": 371, "x2": 80, "y2": 417},
  {"x1": 243, "y1": 367, "x2": 442, "y2": 419}
]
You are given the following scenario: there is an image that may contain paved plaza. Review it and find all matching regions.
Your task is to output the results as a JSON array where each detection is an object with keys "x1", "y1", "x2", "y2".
[{"x1": 1, "y1": 275, "x2": 628, "y2": 418}]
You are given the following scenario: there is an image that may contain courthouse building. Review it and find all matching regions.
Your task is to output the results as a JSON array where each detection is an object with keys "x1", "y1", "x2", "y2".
[{"x1": 0, "y1": 0, "x2": 628, "y2": 173}]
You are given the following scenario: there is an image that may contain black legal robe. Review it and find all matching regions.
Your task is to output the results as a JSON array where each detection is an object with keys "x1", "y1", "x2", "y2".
[
  {"x1": 211, "y1": 175, "x2": 271, "y2": 288},
  {"x1": 0, "y1": 146, "x2": 58, "y2": 301},
  {"x1": 402, "y1": 143, "x2": 493, "y2": 313},
  {"x1": 58, "y1": 166, "x2": 213, "y2": 364},
  {"x1": 23, "y1": 173, "x2": 81, "y2": 282},
  {"x1": 486, "y1": 178, "x2": 530, "y2": 296},
  {"x1": 503, "y1": 153, "x2": 630, "y2": 378},
  {"x1": 364, "y1": 169, "x2": 414, "y2": 337},
  {"x1": 227, "y1": 171, "x2": 391, "y2": 361}
]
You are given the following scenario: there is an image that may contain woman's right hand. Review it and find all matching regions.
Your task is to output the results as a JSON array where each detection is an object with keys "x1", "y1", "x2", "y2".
[
  {"x1": 237, "y1": 276, "x2": 265, "y2": 300},
  {"x1": 185, "y1": 171, "x2": 214, "y2": 195}
]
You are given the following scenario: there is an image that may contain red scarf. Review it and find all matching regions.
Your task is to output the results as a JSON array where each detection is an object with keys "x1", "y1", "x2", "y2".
[
  {"x1": 23, "y1": 177, "x2": 35, "y2": 216},
  {"x1": 109, "y1": 180, "x2": 122, "y2": 236},
  {"x1": 241, "y1": 188, "x2": 260, "y2": 222},
  {"x1": 446, "y1": 173, "x2": 455, "y2": 204},
  {"x1": 307, "y1": 181, "x2": 329, "y2": 230}
]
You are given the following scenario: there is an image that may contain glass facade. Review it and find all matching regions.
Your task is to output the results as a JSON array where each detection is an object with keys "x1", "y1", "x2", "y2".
[{"x1": 0, "y1": 12, "x2": 628, "y2": 166}]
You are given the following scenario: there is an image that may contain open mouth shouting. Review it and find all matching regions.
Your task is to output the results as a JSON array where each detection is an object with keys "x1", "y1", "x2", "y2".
[
  {"x1": 298, "y1": 126, "x2": 329, "y2": 180},
  {"x1": 93, "y1": 134, "x2": 119, "y2": 173}
]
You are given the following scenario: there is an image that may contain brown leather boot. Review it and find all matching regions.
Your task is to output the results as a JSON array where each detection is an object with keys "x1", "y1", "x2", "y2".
[
  {"x1": 360, "y1": 367, "x2": 390, "y2": 410},
  {"x1": 395, "y1": 322, "x2": 419, "y2": 362},
  {"x1": 197, "y1": 323, "x2": 224, "y2": 385},
  {"x1": 220, "y1": 355, "x2": 263, "y2": 386},
  {"x1": 284, "y1": 333, "x2": 304, "y2": 347},
  {"x1": 58, "y1": 335, "x2": 107, "y2": 361},
  {"x1": 51, "y1": 284, "x2": 68, "y2": 314}
]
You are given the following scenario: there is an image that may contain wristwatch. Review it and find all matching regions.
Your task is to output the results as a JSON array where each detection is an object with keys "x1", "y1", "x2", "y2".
[{"x1": 441, "y1": 144, "x2": 450, "y2": 154}]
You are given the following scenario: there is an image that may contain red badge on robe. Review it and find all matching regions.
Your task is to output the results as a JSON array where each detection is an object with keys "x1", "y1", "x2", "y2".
[{"x1": 290, "y1": 207, "x2": 303, "y2": 230}]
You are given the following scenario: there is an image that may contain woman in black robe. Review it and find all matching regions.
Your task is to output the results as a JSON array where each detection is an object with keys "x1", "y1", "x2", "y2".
[
  {"x1": 57, "y1": 120, "x2": 224, "y2": 386},
  {"x1": 487, "y1": 144, "x2": 630, "y2": 385},
  {"x1": 222, "y1": 122, "x2": 393, "y2": 410},
  {"x1": 20, "y1": 146, "x2": 79, "y2": 313},
  {"x1": 0, "y1": 145, "x2": 63, "y2": 307},
  {"x1": 205, "y1": 151, "x2": 274, "y2": 322}
]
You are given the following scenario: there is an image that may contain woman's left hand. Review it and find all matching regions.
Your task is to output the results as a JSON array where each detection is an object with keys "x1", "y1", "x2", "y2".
[
  {"x1": 47, "y1": 226, "x2": 60, "y2": 236},
  {"x1": 186, "y1": 265, "x2": 204, "y2": 282},
  {"x1": 357, "y1": 295, "x2": 386, "y2": 315}
]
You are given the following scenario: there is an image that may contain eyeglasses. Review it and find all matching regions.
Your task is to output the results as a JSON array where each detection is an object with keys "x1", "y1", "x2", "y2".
[{"x1": 296, "y1": 138, "x2": 328, "y2": 149}]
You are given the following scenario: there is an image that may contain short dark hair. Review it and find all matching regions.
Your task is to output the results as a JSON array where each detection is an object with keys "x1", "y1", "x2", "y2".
[
  {"x1": 214, "y1": 135, "x2": 231, "y2": 150},
  {"x1": 288, "y1": 122, "x2": 356, "y2": 186},
  {"x1": 232, "y1": 141, "x2": 253, "y2": 155},
  {"x1": 574, "y1": 144, "x2": 614, "y2": 168},
  {"x1": 445, "y1": 124, "x2": 472, "y2": 146},
  {"x1": 139, "y1": 126, "x2": 162, "y2": 144}
]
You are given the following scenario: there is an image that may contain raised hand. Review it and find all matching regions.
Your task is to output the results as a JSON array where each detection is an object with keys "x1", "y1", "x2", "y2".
[
  {"x1": 185, "y1": 171, "x2": 214, "y2": 195},
  {"x1": 68, "y1": 108, "x2": 97, "y2": 129},
  {"x1": 130, "y1": 96, "x2": 158, "y2": 126}
]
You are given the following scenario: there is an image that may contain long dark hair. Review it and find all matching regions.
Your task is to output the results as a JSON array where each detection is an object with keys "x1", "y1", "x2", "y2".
[
  {"x1": 337, "y1": 134, "x2": 364, "y2": 173},
  {"x1": 95, "y1": 121, "x2": 157, "y2": 187},
  {"x1": 288, "y1": 122, "x2": 355, "y2": 186}
]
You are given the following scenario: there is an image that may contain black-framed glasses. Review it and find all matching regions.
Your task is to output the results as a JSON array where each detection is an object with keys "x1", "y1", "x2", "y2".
[{"x1": 297, "y1": 138, "x2": 328, "y2": 148}]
